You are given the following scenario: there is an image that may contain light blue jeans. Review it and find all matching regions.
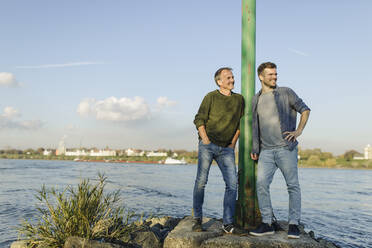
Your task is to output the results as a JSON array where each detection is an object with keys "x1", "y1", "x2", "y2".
[
  {"x1": 257, "y1": 147, "x2": 301, "y2": 225},
  {"x1": 193, "y1": 141, "x2": 238, "y2": 225}
]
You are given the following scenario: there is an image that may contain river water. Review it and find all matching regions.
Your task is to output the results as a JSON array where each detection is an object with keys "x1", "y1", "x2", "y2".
[{"x1": 0, "y1": 159, "x2": 371, "y2": 248}]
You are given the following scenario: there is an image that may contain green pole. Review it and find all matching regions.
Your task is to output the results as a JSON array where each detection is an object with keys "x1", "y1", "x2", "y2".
[{"x1": 236, "y1": 0, "x2": 261, "y2": 229}]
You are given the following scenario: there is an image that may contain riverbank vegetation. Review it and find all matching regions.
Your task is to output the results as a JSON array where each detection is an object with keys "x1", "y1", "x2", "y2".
[
  {"x1": 1, "y1": 148, "x2": 371, "y2": 169},
  {"x1": 298, "y1": 148, "x2": 372, "y2": 169},
  {"x1": 18, "y1": 174, "x2": 141, "y2": 248},
  {"x1": 0, "y1": 148, "x2": 198, "y2": 164}
]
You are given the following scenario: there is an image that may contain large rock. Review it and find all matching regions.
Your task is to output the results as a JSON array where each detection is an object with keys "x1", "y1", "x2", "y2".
[
  {"x1": 201, "y1": 234, "x2": 324, "y2": 248},
  {"x1": 201, "y1": 227, "x2": 327, "y2": 248},
  {"x1": 64, "y1": 236, "x2": 134, "y2": 248},
  {"x1": 163, "y1": 216, "x2": 223, "y2": 248},
  {"x1": 164, "y1": 217, "x2": 338, "y2": 248}
]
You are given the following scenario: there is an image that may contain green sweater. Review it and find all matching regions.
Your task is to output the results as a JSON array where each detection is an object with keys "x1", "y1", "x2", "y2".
[{"x1": 194, "y1": 90, "x2": 245, "y2": 147}]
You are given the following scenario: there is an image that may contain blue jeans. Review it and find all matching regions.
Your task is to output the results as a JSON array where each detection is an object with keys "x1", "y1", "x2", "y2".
[
  {"x1": 193, "y1": 141, "x2": 238, "y2": 225},
  {"x1": 257, "y1": 147, "x2": 301, "y2": 225}
]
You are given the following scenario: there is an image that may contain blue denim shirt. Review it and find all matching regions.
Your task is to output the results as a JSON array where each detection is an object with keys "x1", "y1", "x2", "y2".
[{"x1": 251, "y1": 86, "x2": 310, "y2": 154}]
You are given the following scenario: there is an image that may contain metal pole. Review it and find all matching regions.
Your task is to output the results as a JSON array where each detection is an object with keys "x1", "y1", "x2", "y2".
[{"x1": 236, "y1": 0, "x2": 261, "y2": 229}]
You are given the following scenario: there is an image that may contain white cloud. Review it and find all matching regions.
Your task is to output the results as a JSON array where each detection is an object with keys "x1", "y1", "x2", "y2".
[
  {"x1": 0, "y1": 72, "x2": 21, "y2": 87},
  {"x1": 288, "y1": 48, "x2": 309, "y2": 57},
  {"x1": 15, "y1": 61, "x2": 104, "y2": 69},
  {"x1": 2, "y1": 106, "x2": 20, "y2": 119},
  {"x1": 77, "y1": 98, "x2": 96, "y2": 116},
  {"x1": 77, "y1": 96, "x2": 151, "y2": 122},
  {"x1": 0, "y1": 107, "x2": 44, "y2": 130},
  {"x1": 156, "y1": 96, "x2": 177, "y2": 109}
]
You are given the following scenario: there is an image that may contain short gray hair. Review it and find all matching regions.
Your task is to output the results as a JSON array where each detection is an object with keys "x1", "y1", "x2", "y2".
[{"x1": 214, "y1": 67, "x2": 232, "y2": 86}]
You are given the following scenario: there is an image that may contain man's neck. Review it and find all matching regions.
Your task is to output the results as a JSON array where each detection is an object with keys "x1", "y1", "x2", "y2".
[
  {"x1": 261, "y1": 84, "x2": 276, "y2": 94},
  {"x1": 219, "y1": 89, "x2": 232, "y2": 96}
]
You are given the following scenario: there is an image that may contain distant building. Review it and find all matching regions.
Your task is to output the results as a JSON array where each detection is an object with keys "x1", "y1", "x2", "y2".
[
  {"x1": 60, "y1": 148, "x2": 116, "y2": 157},
  {"x1": 365, "y1": 144, "x2": 372, "y2": 159},
  {"x1": 65, "y1": 149, "x2": 88, "y2": 156},
  {"x1": 146, "y1": 151, "x2": 167, "y2": 157},
  {"x1": 125, "y1": 148, "x2": 144, "y2": 156},
  {"x1": 90, "y1": 149, "x2": 116, "y2": 157},
  {"x1": 353, "y1": 144, "x2": 372, "y2": 160},
  {"x1": 43, "y1": 150, "x2": 52, "y2": 156}
]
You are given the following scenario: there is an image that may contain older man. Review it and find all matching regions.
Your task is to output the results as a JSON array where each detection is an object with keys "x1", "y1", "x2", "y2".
[{"x1": 192, "y1": 67, "x2": 244, "y2": 233}]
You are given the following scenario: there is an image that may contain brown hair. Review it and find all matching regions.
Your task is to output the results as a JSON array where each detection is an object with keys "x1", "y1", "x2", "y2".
[
  {"x1": 214, "y1": 67, "x2": 232, "y2": 86},
  {"x1": 257, "y1": 62, "x2": 277, "y2": 76}
]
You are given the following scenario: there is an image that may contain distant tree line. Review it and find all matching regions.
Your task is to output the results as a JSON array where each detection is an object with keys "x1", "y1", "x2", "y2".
[
  {"x1": 0, "y1": 148, "x2": 53, "y2": 155},
  {"x1": 298, "y1": 148, "x2": 370, "y2": 169},
  {"x1": 1, "y1": 147, "x2": 371, "y2": 169},
  {"x1": 0, "y1": 148, "x2": 199, "y2": 164}
]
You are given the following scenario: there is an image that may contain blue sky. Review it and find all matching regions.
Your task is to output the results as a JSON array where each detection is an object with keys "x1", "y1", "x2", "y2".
[{"x1": 0, "y1": 0, "x2": 371, "y2": 155}]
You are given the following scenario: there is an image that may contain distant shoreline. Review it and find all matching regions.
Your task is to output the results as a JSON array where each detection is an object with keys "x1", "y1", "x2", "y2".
[
  {"x1": 298, "y1": 164, "x2": 372, "y2": 170},
  {"x1": 1, "y1": 157, "x2": 371, "y2": 170}
]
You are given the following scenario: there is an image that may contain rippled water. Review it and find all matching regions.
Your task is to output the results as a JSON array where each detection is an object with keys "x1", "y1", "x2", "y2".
[{"x1": 0, "y1": 159, "x2": 371, "y2": 248}]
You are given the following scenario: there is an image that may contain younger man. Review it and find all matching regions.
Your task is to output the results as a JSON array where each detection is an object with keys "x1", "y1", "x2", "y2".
[
  {"x1": 192, "y1": 67, "x2": 244, "y2": 233},
  {"x1": 249, "y1": 62, "x2": 310, "y2": 239}
]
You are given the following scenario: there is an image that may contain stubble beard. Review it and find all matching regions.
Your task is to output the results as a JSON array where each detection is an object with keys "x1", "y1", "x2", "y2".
[{"x1": 264, "y1": 80, "x2": 276, "y2": 89}]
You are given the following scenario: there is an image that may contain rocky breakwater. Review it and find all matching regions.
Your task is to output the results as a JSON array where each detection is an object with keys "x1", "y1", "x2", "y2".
[
  {"x1": 11, "y1": 216, "x2": 180, "y2": 248},
  {"x1": 164, "y1": 216, "x2": 339, "y2": 248},
  {"x1": 11, "y1": 216, "x2": 339, "y2": 248}
]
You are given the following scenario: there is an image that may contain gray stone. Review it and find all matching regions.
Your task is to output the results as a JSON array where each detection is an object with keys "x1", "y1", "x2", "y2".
[
  {"x1": 63, "y1": 236, "x2": 132, "y2": 248},
  {"x1": 150, "y1": 225, "x2": 162, "y2": 239},
  {"x1": 152, "y1": 223, "x2": 163, "y2": 230},
  {"x1": 131, "y1": 229, "x2": 162, "y2": 248},
  {"x1": 201, "y1": 231, "x2": 324, "y2": 248},
  {"x1": 160, "y1": 227, "x2": 171, "y2": 240},
  {"x1": 146, "y1": 216, "x2": 169, "y2": 227},
  {"x1": 163, "y1": 216, "x2": 223, "y2": 248},
  {"x1": 317, "y1": 238, "x2": 340, "y2": 248},
  {"x1": 146, "y1": 216, "x2": 181, "y2": 230},
  {"x1": 10, "y1": 241, "x2": 28, "y2": 248},
  {"x1": 163, "y1": 217, "x2": 337, "y2": 248},
  {"x1": 164, "y1": 216, "x2": 181, "y2": 230}
]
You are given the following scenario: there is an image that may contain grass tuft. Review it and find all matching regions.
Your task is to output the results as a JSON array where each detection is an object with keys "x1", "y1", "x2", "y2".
[{"x1": 18, "y1": 173, "x2": 137, "y2": 248}]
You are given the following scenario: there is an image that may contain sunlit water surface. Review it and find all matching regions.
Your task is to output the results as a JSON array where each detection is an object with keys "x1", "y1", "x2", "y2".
[{"x1": 0, "y1": 159, "x2": 371, "y2": 248}]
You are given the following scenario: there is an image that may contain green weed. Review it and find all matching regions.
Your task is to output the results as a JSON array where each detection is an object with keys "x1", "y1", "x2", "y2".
[{"x1": 18, "y1": 173, "x2": 136, "y2": 248}]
